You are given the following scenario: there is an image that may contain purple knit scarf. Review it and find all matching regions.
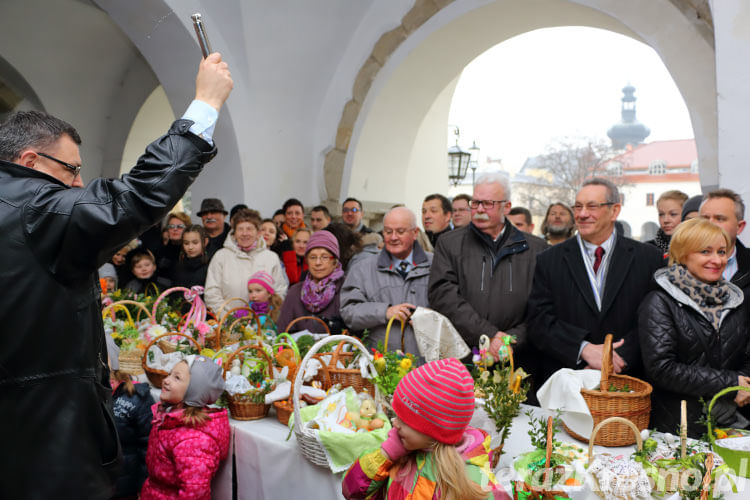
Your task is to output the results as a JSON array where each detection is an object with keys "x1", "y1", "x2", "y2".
[
  {"x1": 250, "y1": 301, "x2": 270, "y2": 316},
  {"x1": 300, "y1": 264, "x2": 344, "y2": 313}
]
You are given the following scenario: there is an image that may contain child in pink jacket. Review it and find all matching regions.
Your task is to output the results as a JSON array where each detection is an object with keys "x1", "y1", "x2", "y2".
[{"x1": 141, "y1": 355, "x2": 230, "y2": 500}]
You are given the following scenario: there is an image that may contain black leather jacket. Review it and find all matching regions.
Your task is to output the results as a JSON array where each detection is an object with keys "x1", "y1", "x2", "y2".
[
  {"x1": 638, "y1": 268, "x2": 750, "y2": 438},
  {"x1": 0, "y1": 120, "x2": 216, "y2": 499}
]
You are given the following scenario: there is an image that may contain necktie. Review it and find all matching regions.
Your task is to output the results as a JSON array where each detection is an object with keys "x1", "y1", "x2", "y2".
[
  {"x1": 398, "y1": 261, "x2": 409, "y2": 279},
  {"x1": 593, "y1": 246, "x2": 605, "y2": 274}
]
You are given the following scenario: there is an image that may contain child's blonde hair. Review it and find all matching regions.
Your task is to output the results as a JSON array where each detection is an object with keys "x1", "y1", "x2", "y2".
[{"x1": 432, "y1": 443, "x2": 489, "y2": 500}]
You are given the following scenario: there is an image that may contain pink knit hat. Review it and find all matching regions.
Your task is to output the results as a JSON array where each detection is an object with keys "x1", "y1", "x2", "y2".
[
  {"x1": 305, "y1": 229, "x2": 340, "y2": 259},
  {"x1": 392, "y1": 358, "x2": 475, "y2": 445},
  {"x1": 247, "y1": 270, "x2": 275, "y2": 295}
]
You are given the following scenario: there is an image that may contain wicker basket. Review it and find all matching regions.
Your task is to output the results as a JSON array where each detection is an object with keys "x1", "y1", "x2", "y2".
[
  {"x1": 708, "y1": 386, "x2": 750, "y2": 478},
  {"x1": 224, "y1": 344, "x2": 273, "y2": 421},
  {"x1": 588, "y1": 417, "x2": 644, "y2": 499},
  {"x1": 512, "y1": 416, "x2": 569, "y2": 498},
  {"x1": 102, "y1": 300, "x2": 154, "y2": 375},
  {"x1": 563, "y1": 334, "x2": 652, "y2": 446},
  {"x1": 150, "y1": 286, "x2": 211, "y2": 352},
  {"x1": 217, "y1": 306, "x2": 262, "y2": 348},
  {"x1": 652, "y1": 400, "x2": 689, "y2": 493},
  {"x1": 141, "y1": 332, "x2": 201, "y2": 388},
  {"x1": 293, "y1": 335, "x2": 380, "y2": 468},
  {"x1": 284, "y1": 316, "x2": 331, "y2": 386},
  {"x1": 274, "y1": 400, "x2": 293, "y2": 426}
]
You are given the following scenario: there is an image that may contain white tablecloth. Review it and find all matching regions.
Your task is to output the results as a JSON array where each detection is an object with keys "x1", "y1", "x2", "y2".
[{"x1": 232, "y1": 406, "x2": 344, "y2": 500}]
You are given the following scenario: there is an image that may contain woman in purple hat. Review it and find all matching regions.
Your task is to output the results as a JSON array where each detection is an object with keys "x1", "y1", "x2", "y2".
[{"x1": 277, "y1": 229, "x2": 347, "y2": 334}]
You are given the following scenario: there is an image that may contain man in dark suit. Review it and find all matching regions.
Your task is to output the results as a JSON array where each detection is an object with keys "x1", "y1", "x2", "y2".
[
  {"x1": 699, "y1": 188, "x2": 750, "y2": 297},
  {"x1": 528, "y1": 178, "x2": 664, "y2": 384}
]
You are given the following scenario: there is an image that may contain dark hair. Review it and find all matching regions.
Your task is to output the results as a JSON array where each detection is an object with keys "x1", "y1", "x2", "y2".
[
  {"x1": 231, "y1": 208, "x2": 262, "y2": 231},
  {"x1": 0, "y1": 110, "x2": 81, "y2": 161},
  {"x1": 282, "y1": 198, "x2": 304, "y2": 213},
  {"x1": 704, "y1": 188, "x2": 746, "y2": 221},
  {"x1": 423, "y1": 193, "x2": 452, "y2": 214},
  {"x1": 229, "y1": 204, "x2": 248, "y2": 221},
  {"x1": 311, "y1": 205, "x2": 331, "y2": 218},
  {"x1": 324, "y1": 222, "x2": 363, "y2": 269},
  {"x1": 260, "y1": 218, "x2": 278, "y2": 246},
  {"x1": 129, "y1": 248, "x2": 156, "y2": 269},
  {"x1": 509, "y1": 206, "x2": 532, "y2": 225},
  {"x1": 342, "y1": 197, "x2": 362, "y2": 210},
  {"x1": 273, "y1": 209, "x2": 284, "y2": 217},
  {"x1": 452, "y1": 193, "x2": 472, "y2": 204},
  {"x1": 581, "y1": 177, "x2": 619, "y2": 205},
  {"x1": 180, "y1": 224, "x2": 208, "y2": 263}
]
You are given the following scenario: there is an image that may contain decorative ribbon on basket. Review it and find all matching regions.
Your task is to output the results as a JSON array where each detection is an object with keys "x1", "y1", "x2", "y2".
[{"x1": 150, "y1": 286, "x2": 211, "y2": 345}]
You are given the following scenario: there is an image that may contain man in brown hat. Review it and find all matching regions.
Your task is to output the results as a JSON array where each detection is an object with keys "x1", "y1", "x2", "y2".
[{"x1": 198, "y1": 197, "x2": 230, "y2": 259}]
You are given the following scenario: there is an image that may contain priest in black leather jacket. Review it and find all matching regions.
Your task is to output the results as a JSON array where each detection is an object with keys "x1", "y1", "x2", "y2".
[{"x1": 0, "y1": 54, "x2": 232, "y2": 499}]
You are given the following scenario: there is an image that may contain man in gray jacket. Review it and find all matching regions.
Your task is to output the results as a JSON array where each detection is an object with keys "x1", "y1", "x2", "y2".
[
  {"x1": 341, "y1": 207, "x2": 432, "y2": 355},
  {"x1": 428, "y1": 173, "x2": 547, "y2": 387}
]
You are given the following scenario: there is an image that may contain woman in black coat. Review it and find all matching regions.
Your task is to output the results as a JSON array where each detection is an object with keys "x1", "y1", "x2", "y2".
[{"x1": 639, "y1": 218, "x2": 750, "y2": 438}]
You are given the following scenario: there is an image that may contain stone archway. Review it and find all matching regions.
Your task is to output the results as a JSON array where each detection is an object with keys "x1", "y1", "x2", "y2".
[{"x1": 327, "y1": 0, "x2": 715, "y2": 218}]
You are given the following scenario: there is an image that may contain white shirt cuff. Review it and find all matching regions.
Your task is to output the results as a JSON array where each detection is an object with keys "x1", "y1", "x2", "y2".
[
  {"x1": 182, "y1": 100, "x2": 219, "y2": 145},
  {"x1": 577, "y1": 340, "x2": 590, "y2": 365}
]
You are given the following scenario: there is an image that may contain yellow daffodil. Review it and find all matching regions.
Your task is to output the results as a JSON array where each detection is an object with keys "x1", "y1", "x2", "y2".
[{"x1": 399, "y1": 358, "x2": 412, "y2": 371}]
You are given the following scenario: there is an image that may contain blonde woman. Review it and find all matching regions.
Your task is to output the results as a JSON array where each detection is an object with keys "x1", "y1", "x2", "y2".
[
  {"x1": 645, "y1": 190, "x2": 688, "y2": 254},
  {"x1": 639, "y1": 217, "x2": 750, "y2": 437}
]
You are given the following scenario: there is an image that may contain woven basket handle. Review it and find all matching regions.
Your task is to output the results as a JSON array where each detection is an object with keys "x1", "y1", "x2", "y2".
[
  {"x1": 218, "y1": 307, "x2": 262, "y2": 348},
  {"x1": 384, "y1": 316, "x2": 405, "y2": 353},
  {"x1": 140, "y1": 332, "x2": 202, "y2": 375},
  {"x1": 700, "y1": 453, "x2": 714, "y2": 500},
  {"x1": 224, "y1": 343, "x2": 273, "y2": 379},
  {"x1": 706, "y1": 385, "x2": 750, "y2": 445},
  {"x1": 285, "y1": 315, "x2": 330, "y2": 334},
  {"x1": 543, "y1": 416, "x2": 554, "y2": 487},
  {"x1": 103, "y1": 300, "x2": 155, "y2": 326},
  {"x1": 103, "y1": 302, "x2": 134, "y2": 327},
  {"x1": 680, "y1": 400, "x2": 687, "y2": 459},
  {"x1": 587, "y1": 416, "x2": 642, "y2": 462},
  {"x1": 600, "y1": 333, "x2": 614, "y2": 391},
  {"x1": 216, "y1": 297, "x2": 250, "y2": 315},
  {"x1": 273, "y1": 333, "x2": 301, "y2": 362},
  {"x1": 292, "y1": 335, "x2": 377, "y2": 436}
]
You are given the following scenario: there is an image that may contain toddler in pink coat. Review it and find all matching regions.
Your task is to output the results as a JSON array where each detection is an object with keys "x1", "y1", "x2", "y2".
[{"x1": 141, "y1": 355, "x2": 230, "y2": 500}]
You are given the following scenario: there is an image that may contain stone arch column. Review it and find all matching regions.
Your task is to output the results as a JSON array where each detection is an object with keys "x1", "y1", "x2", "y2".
[
  {"x1": 94, "y1": 0, "x2": 245, "y2": 205},
  {"x1": 327, "y1": 0, "x2": 715, "y2": 219}
]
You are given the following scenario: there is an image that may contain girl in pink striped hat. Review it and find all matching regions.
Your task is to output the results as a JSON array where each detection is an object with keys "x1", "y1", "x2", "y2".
[
  {"x1": 247, "y1": 270, "x2": 283, "y2": 326},
  {"x1": 342, "y1": 358, "x2": 511, "y2": 500}
]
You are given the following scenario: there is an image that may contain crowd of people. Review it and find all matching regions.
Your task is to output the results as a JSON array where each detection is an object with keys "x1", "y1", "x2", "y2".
[
  {"x1": 98, "y1": 170, "x2": 750, "y2": 497},
  {"x1": 5, "y1": 47, "x2": 749, "y2": 499}
]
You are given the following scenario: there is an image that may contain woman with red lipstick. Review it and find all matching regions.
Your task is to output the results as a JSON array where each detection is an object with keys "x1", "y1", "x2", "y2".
[{"x1": 639, "y1": 217, "x2": 750, "y2": 437}]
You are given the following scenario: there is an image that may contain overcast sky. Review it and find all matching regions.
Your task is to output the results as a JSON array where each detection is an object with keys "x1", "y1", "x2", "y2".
[{"x1": 448, "y1": 26, "x2": 694, "y2": 174}]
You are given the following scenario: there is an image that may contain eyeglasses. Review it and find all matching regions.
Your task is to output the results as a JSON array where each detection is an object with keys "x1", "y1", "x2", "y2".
[
  {"x1": 307, "y1": 255, "x2": 334, "y2": 263},
  {"x1": 470, "y1": 199, "x2": 506, "y2": 209},
  {"x1": 167, "y1": 224, "x2": 186, "y2": 229},
  {"x1": 342, "y1": 207, "x2": 360, "y2": 214},
  {"x1": 572, "y1": 202, "x2": 615, "y2": 213},
  {"x1": 36, "y1": 152, "x2": 81, "y2": 178}
]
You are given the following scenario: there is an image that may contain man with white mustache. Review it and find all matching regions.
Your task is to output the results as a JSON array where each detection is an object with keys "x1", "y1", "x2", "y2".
[
  {"x1": 428, "y1": 172, "x2": 547, "y2": 398},
  {"x1": 197, "y1": 197, "x2": 231, "y2": 260}
]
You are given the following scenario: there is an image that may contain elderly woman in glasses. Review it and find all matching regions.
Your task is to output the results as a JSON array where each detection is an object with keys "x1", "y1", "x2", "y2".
[
  {"x1": 155, "y1": 211, "x2": 192, "y2": 281},
  {"x1": 639, "y1": 217, "x2": 750, "y2": 438},
  {"x1": 277, "y1": 229, "x2": 347, "y2": 334}
]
